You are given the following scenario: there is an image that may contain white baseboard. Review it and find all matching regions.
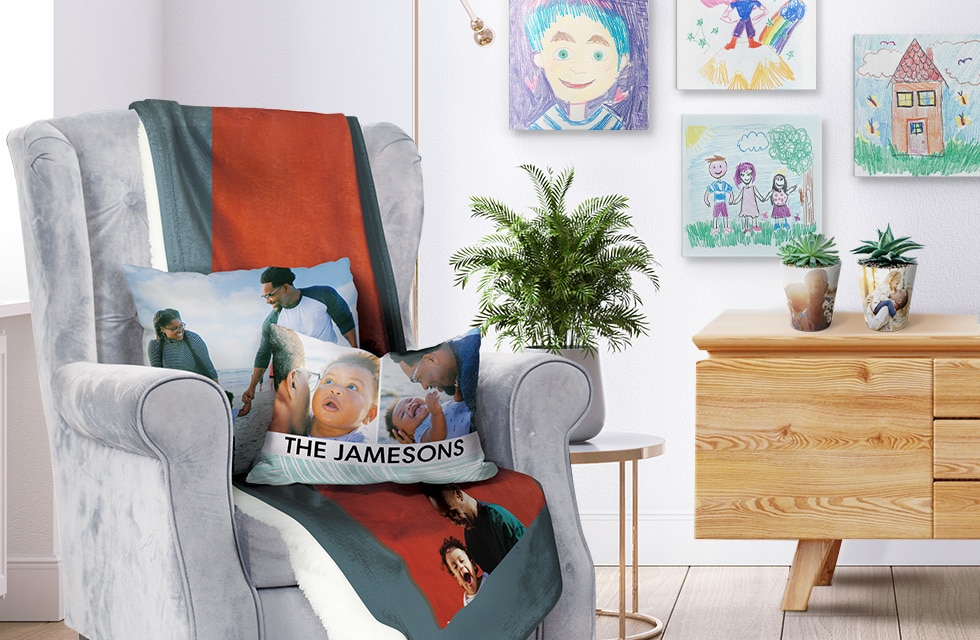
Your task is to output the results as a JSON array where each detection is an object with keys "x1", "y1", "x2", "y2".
[
  {"x1": 581, "y1": 513, "x2": 980, "y2": 566},
  {"x1": 0, "y1": 555, "x2": 63, "y2": 621}
]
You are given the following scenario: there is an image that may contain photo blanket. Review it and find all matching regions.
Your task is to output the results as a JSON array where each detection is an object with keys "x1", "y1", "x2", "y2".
[
  {"x1": 129, "y1": 99, "x2": 405, "y2": 355},
  {"x1": 234, "y1": 469, "x2": 562, "y2": 638}
]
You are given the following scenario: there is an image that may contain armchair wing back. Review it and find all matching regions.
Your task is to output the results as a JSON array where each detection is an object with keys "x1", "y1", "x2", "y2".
[{"x1": 7, "y1": 109, "x2": 595, "y2": 640}]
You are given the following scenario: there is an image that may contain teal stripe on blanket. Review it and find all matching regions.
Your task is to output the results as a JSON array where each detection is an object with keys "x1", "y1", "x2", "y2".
[
  {"x1": 234, "y1": 481, "x2": 562, "y2": 639},
  {"x1": 346, "y1": 118, "x2": 406, "y2": 353},
  {"x1": 129, "y1": 99, "x2": 214, "y2": 273}
]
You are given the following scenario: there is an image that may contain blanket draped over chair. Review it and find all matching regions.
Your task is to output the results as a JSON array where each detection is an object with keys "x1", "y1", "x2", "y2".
[
  {"x1": 130, "y1": 99, "x2": 404, "y2": 356},
  {"x1": 130, "y1": 101, "x2": 563, "y2": 639}
]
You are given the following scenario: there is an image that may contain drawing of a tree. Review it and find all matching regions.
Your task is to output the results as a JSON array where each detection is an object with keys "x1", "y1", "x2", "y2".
[{"x1": 767, "y1": 124, "x2": 814, "y2": 224}]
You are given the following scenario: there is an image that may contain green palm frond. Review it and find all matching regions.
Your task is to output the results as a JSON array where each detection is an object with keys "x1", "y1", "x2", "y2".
[{"x1": 450, "y1": 165, "x2": 660, "y2": 355}]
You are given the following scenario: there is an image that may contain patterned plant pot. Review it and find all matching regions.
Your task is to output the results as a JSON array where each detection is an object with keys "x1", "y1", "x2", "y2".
[
  {"x1": 858, "y1": 263, "x2": 917, "y2": 332},
  {"x1": 782, "y1": 262, "x2": 841, "y2": 332}
]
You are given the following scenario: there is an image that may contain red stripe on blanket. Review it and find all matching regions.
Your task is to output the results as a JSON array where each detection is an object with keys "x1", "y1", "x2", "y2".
[
  {"x1": 210, "y1": 108, "x2": 388, "y2": 354},
  {"x1": 317, "y1": 469, "x2": 547, "y2": 628}
]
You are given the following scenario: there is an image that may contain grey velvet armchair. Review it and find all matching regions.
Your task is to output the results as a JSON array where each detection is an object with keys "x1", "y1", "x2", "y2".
[{"x1": 7, "y1": 109, "x2": 596, "y2": 640}]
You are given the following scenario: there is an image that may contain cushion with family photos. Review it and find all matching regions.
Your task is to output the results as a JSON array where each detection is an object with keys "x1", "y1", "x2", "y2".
[
  {"x1": 245, "y1": 326, "x2": 497, "y2": 485},
  {"x1": 122, "y1": 259, "x2": 359, "y2": 474}
]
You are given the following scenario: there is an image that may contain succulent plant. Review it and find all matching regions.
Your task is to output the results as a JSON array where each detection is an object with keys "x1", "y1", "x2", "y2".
[
  {"x1": 851, "y1": 224, "x2": 924, "y2": 267},
  {"x1": 776, "y1": 232, "x2": 840, "y2": 268}
]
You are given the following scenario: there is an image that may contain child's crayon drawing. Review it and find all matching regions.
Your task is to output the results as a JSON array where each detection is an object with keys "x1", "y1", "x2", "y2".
[
  {"x1": 682, "y1": 114, "x2": 822, "y2": 257},
  {"x1": 510, "y1": 0, "x2": 649, "y2": 130},
  {"x1": 854, "y1": 34, "x2": 980, "y2": 177},
  {"x1": 677, "y1": 0, "x2": 815, "y2": 91}
]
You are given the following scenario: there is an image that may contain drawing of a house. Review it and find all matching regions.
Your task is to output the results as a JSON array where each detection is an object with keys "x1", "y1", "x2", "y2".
[{"x1": 890, "y1": 39, "x2": 948, "y2": 156}]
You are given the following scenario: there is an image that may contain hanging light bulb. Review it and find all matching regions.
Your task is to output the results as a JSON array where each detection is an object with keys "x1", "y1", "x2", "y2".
[{"x1": 459, "y1": 0, "x2": 494, "y2": 46}]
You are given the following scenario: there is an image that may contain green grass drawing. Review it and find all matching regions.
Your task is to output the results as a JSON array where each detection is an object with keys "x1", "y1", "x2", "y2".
[
  {"x1": 854, "y1": 137, "x2": 980, "y2": 176},
  {"x1": 686, "y1": 220, "x2": 817, "y2": 250}
]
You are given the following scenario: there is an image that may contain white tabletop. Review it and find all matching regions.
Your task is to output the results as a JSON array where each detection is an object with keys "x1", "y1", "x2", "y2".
[
  {"x1": 0, "y1": 301, "x2": 30, "y2": 319},
  {"x1": 568, "y1": 431, "x2": 666, "y2": 465}
]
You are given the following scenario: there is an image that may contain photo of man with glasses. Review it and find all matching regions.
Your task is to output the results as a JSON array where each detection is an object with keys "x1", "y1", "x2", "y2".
[
  {"x1": 389, "y1": 328, "x2": 481, "y2": 416},
  {"x1": 241, "y1": 266, "x2": 356, "y2": 415}
]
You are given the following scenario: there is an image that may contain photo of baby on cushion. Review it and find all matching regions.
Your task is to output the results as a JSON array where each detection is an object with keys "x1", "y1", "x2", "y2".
[
  {"x1": 244, "y1": 324, "x2": 495, "y2": 485},
  {"x1": 267, "y1": 325, "x2": 475, "y2": 444},
  {"x1": 266, "y1": 324, "x2": 380, "y2": 441}
]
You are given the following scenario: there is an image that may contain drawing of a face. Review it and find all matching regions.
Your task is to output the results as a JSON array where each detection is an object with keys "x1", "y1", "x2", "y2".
[
  {"x1": 533, "y1": 14, "x2": 628, "y2": 105},
  {"x1": 709, "y1": 159, "x2": 728, "y2": 179},
  {"x1": 739, "y1": 168, "x2": 754, "y2": 184},
  {"x1": 774, "y1": 174, "x2": 787, "y2": 189}
]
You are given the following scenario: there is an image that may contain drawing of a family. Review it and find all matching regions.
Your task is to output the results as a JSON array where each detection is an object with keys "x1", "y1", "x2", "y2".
[{"x1": 703, "y1": 154, "x2": 799, "y2": 234}]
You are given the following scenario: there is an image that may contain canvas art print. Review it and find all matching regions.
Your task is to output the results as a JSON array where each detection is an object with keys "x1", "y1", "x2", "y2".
[
  {"x1": 682, "y1": 114, "x2": 822, "y2": 257},
  {"x1": 509, "y1": 0, "x2": 649, "y2": 130},
  {"x1": 854, "y1": 34, "x2": 980, "y2": 177},
  {"x1": 677, "y1": 0, "x2": 815, "y2": 91}
]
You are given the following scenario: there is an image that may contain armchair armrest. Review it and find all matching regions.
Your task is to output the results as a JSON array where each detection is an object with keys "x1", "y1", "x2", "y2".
[
  {"x1": 476, "y1": 352, "x2": 596, "y2": 640},
  {"x1": 50, "y1": 362, "x2": 260, "y2": 640},
  {"x1": 53, "y1": 362, "x2": 232, "y2": 456}
]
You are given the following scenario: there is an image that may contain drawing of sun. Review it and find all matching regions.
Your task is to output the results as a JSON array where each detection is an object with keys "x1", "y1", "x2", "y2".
[{"x1": 685, "y1": 126, "x2": 716, "y2": 155}]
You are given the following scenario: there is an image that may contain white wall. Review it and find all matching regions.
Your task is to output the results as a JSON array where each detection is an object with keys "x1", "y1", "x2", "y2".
[
  {"x1": 415, "y1": 1, "x2": 980, "y2": 565},
  {"x1": 1, "y1": 2, "x2": 53, "y2": 304},
  {"x1": 161, "y1": 0, "x2": 413, "y2": 134},
  {"x1": 0, "y1": 314, "x2": 61, "y2": 620},
  {"x1": 0, "y1": 0, "x2": 59, "y2": 621},
  {"x1": 53, "y1": 0, "x2": 164, "y2": 115},
  {"x1": 24, "y1": 0, "x2": 980, "y2": 585}
]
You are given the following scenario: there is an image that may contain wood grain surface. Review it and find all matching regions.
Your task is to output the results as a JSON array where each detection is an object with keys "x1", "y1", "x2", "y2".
[
  {"x1": 933, "y1": 419, "x2": 980, "y2": 479},
  {"x1": 696, "y1": 357, "x2": 933, "y2": 539},
  {"x1": 934, "y1": 482, "x2": 980, "y2": 538},
  {"x1": 934, "y1": 359, "x2": 980, "y2": 418},
  {"x1": 693, "y1": 311, "x2": 980, "y2": 358}
]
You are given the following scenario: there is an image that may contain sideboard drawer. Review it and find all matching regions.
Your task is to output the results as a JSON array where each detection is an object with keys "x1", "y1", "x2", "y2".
[
  {"x1": 935, "y1": 482, "x2": 980, "y2": 538},
  {"x1": 935, "y1": 359, "x2": 980, "y2": 418},
  {"x1": 934, "y1": 420, "x2": 980, "y2": 479},
  {"x1": 696, "y1": 357, "x2": 934, "y2": 539}
]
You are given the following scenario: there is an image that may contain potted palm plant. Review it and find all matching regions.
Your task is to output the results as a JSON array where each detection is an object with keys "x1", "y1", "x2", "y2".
[
  {"x1": 450, "y1": 164, "x2": 660, "y2": 442},
  {"x1": 776, "y1": 232, "x2": 841, "y2": 331},
  {"x1": 851, "y1": 224, "x2": 924, "y2": 332}
]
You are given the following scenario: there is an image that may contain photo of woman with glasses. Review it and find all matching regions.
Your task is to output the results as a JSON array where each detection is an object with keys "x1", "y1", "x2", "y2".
[{"x1": 149, "y1": 306, "x2": 227, "y2": 380}]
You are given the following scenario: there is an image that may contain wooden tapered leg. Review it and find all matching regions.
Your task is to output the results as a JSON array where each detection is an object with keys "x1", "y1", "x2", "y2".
[
  {"x1": 781, "y1": 539, "x2": 841, "y2": 611},
  {"x1": 815, "y1": 539, "x2": 842, "y2": 586}
]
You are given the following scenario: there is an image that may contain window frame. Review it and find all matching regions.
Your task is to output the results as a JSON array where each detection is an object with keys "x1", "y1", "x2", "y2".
[{"x1": 917, "y1": 90, "x2": 937, "y2": 107}]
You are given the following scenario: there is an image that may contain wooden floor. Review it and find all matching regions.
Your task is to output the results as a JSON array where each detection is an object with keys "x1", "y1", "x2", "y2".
[
  {"x1": 595, "y1": 566, "x2": 980, "y2": 640},
  {"x1": 3, "y1": 566, "x2": 980, "y2": 639}
]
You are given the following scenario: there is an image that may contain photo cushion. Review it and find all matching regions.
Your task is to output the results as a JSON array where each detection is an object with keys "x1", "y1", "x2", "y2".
[
  {"x1": 245, "y1": 326, "x2": 498, "y2": 485},
  {"x1": 122, "y1": 259, "x2": 359, "y2": 474}
]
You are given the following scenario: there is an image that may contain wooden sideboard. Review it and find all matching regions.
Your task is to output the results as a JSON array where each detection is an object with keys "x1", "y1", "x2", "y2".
[{"x1": 693, "y1": 310, "x2": 980, "y2": 611}]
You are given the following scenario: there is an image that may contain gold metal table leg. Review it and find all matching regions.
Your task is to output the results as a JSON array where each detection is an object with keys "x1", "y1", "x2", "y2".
[{"x1": 595, "y1": 459, "x2": 663, "y2": 639}]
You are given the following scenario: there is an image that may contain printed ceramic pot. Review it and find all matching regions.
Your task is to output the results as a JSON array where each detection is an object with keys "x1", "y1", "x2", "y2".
[
  {"x1": 858, "y1": 263, "x2": 916, "y2": 332},
  {"x1": 782, "y1": 262, "x2": 841, "y2": 332}
]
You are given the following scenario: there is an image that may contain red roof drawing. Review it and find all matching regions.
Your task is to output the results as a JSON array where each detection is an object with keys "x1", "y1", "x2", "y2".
[{"x1": 891, "y1": 39, "x2": 947, "y2": 85}]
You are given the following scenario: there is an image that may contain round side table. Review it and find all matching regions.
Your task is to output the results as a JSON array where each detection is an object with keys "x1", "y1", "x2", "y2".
[{"x1": 570, "y1": 431, "x2": 666, "y2": 640}]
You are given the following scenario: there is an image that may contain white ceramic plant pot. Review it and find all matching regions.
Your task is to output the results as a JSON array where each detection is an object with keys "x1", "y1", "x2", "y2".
[
  {"x1": 781, "y1": 262, "x2": 841, "y2": 332},
  {"x1": 858, "y1": 263, "x2": 917, "y2": 332},
  {"x1": 560, "y1": 348, "x2": 605, "y2": 443},
  {"x1": 529, "y1": 347, "x2": 605, "y2": 442}
]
